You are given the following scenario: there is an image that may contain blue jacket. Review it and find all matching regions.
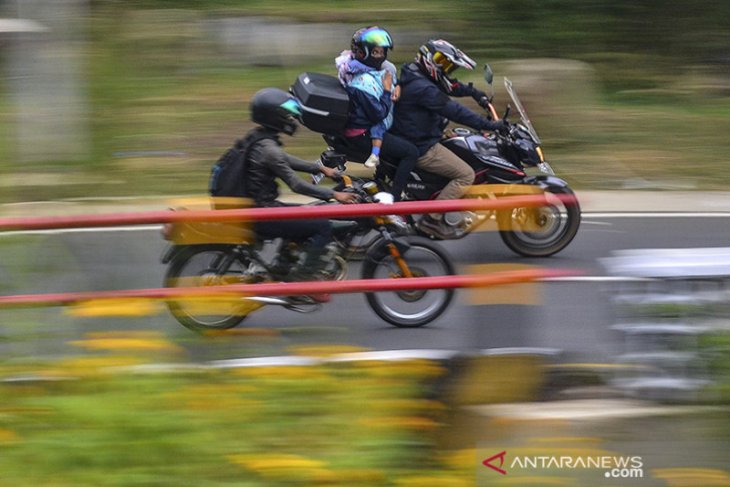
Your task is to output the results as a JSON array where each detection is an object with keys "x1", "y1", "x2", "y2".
[
  {"x1": 342, "y1": 60, "x2": 394, "y2": 139},
  {"x1": 392, "y1": 63, "x2": 495, "y2": 155}
]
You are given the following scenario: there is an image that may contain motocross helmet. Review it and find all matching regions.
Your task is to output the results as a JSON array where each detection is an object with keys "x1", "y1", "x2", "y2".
[
  {"x1": 250, "y1": 87, "x2": 302, "y2": 136},
  {"x1": 351, "y1": 26, "x2": 393, "y2": 70},
  {"x1": 416, "y1": 39, "x2": 476, "y2": 93}
]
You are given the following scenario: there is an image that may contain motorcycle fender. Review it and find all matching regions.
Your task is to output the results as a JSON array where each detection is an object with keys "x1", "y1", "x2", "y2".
[
  {"x1": 365, "y1": 238, "x2": 411, "y2": 263},
  {"x1": 161, "y1": 245, "x2": 187, "y2": 264},
  {"x1": 523, "y1": 175, "x2": 571, "y2": 190}
]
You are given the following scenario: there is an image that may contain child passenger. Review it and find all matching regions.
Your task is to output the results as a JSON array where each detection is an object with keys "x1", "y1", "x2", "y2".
[{"x1": 334, "y1": 26, "x2": 418, "y2": 200}]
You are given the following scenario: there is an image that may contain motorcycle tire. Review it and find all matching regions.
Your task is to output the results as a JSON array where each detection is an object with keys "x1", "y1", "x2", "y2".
[
  {"x1": 362, "y1": 236, "x2": 455, "y2": 328},
  {"x1": 497, "y1": 185, "x2": 581, "y2": 257},
  {"x1": 164, "y1": 245, "x2": 251, "y2": 332}
]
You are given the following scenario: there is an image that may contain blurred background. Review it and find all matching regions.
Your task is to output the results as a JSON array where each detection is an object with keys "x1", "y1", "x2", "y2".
[
  {"x1": 1, "y1": 0, "x2": 730, "y2": 203},
  {"x1": 0, "y1": 1, "x2": 729, "y2": 486}
]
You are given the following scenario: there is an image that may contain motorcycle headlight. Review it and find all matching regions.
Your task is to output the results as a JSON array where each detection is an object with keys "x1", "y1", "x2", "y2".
[{"x1": 515, "y1": 139, "x2": 541, "y2": 166}]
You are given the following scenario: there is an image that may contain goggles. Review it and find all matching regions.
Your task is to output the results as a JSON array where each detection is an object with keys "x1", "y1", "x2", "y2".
[{"x1": 432, "y1": 51, "x2": 457, "y2": 74}]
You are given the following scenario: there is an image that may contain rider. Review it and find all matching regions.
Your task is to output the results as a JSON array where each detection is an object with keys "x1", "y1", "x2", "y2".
[
  {"x1": 335, "y1": 26, "x2": 418, "y2": 201},
  {"x1": 223, "y1": 87, "x2": 357, "y2": 282},
  {"x1": 391, "y1": 39, "x2": 506, "y2": 239}
]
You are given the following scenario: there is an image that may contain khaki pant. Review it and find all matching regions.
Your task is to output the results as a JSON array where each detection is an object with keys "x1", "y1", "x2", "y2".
[{"x1": 417, "y1": 143, "x2": 475, "y2": 207}]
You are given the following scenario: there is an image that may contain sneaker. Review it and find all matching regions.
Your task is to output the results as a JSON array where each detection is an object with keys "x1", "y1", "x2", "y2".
[
  {"x1": 417, "y1": 215, "x2": 459, "y2": 239},
  {"x1": 364, "y1": 153, "x2": 380, "y2": 168},
  {"x1": 287, "y1": 293, "x2": 331, "y2": 304},
  {"x1": 308, "y1": 292, "x2": 332, "y2": 303}
]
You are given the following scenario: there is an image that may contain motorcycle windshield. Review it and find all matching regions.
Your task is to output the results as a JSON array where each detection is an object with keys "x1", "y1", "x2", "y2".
[{"x1": 504, "y1": 77, "x2": 541, "y2": 145}]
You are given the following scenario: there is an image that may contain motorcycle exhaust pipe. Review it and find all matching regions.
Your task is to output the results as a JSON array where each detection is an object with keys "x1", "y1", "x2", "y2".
[{"x1": 245, "y1": 296, "x2": 291, "y2": 306}]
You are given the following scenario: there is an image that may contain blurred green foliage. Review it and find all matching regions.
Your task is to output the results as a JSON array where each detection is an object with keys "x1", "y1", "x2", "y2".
[
  {"x1": 2, "y1": 0, "x2": 730, "y2": 202},
  {"x1": 0, "y1": 356, "x2": 447, "y2": 486}
]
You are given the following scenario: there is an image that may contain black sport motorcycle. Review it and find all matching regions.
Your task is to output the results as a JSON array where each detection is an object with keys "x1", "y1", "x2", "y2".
[
  {"x1": 327, "y1": 66, "x2": 581, "y2": 258},
  {"x1": 160, "y1": 177, "x2": 455, "y2": 331}
]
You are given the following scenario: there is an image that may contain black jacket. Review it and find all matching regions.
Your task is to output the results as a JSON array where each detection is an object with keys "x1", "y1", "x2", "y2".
[
  {"x1": 392, "y1": 63, "x2": 496, "y2": 155},
  {"x1": 244, "y1": 129, "x2": 334, "y2": 206}
]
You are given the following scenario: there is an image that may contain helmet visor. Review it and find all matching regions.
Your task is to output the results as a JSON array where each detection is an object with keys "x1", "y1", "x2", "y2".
[
  {"x1": 433, "y1": 51, "x2": 457, "y2": 74},
  {"x1": 280, "y1": 98, "x2": 302, "y2": 120},
  {"x1": 360, "y1": 27, "x2": 393, "y2": 48}
]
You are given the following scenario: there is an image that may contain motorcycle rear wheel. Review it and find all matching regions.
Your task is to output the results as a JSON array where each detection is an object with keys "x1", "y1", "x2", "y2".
[
  {"x1": 497, "y1": 185, "x2": 581, "y2": 257},
  {"x1": 164, "y1": 245, "x2": 252, "y2": 332},
  {"x1": 362, "y1": 236, "x2": 455, "y2": 327}
]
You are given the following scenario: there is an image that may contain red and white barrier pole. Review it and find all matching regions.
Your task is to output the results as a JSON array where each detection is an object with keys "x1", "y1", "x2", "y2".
[
  {"x1": 0, "y1": 194, "x2": 577, "y2": 231},
  {"x1": 0, "y1": 269, "x2": 577, "y2": 309}
]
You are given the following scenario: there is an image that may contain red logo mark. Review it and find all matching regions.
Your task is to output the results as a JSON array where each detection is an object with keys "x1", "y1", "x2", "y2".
[{"x1": 483, "y1": 451, "x2": 507, "y2": 475}]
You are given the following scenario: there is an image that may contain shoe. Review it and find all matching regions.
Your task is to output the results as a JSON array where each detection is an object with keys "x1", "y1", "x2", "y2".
[
  {"x1": 286, "y1": 243, "x2": 337, "y2": 302},
  {"x1": 307, "y1": 292, "x2": 331, "y2": 303},
  {"x1": 416, "y1": 215, "x2": 459, "y2": 239},
  {"x1": 364, "y1": 153, "x2": 380, "y2": 168},
  {"x1": 287, "y1": 294, "x2": 331, "y2": 304}
]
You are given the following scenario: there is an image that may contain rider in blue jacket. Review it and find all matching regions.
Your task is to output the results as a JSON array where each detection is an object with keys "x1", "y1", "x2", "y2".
[{"x1": 392, "y1": 39, "x2": 505, "y2": 238}]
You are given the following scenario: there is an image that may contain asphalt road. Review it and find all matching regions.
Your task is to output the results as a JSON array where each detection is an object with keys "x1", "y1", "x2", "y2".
[{"x1": 2, "y1": 210, "x2": 728, "y2": 363}]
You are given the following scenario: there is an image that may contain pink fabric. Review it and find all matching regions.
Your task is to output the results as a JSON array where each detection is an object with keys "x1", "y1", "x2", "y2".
[{"x1": 343, "y1": 127, "x2": 367, "y2": 137}]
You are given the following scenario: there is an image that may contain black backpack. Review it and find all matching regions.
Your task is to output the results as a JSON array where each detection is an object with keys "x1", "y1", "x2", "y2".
[{"x1": 208, "y1": 130, "x2": 277, "y2": 198}]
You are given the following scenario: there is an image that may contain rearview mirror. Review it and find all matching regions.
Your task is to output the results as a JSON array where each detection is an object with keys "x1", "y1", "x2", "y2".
[{"x1": 483, "y1": 64, "x2": 494, "y2": 85}]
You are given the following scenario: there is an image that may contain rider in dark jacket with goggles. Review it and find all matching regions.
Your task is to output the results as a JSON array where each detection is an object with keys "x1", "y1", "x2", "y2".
[
  {"x1": 394, "y1": 63, "x2": 500, "y2": 155},
  {"x1": 391, "y1": 39, "x2": 505, "y2": 239}
]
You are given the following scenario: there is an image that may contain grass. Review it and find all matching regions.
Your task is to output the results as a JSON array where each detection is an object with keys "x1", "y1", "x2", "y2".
[{"x1": 0, "y1": 354, "x2": 449, "y2": 486}]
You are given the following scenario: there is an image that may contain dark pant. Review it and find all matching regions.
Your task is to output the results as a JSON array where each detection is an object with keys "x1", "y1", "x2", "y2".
[
  {"x1": 254, "y1": 203, "x2": 332, "y2": 249},
  {"x1": 343, "y1": 132, "x2": 418, "y2": 201}
]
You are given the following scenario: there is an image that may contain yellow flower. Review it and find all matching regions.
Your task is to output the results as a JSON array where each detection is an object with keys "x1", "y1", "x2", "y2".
[
  {"x1": 228, "y1": 453, "x2": 335, "y2": 483},
  {"x1": 441, "y1": 448, "x2": 478, "y2": 470},
  {"x1": 232, "y1": 366, "x2": 329, "y2": 381},
  {"x1": 0, "y1": 428, "x2": 19, "y2": 444},
  {"x1": 395, "y1": 476, "x2": 471, "y2": 487},
  {"x1": 66, "y1": 298, "x2": 162, "y2": 317},
  {"x1": 354, "y1": 359, "x2": 445, "y2": 379},
  {"x1": 357, "y1": 416, "x2": 438, "y2": 430},
  {"x1": 287, "y1": 344, "x2": 370, "y2": 358},
  {"x1": 69, "y1": 331, "x2": 182, "y2": 354},
  {"x1": 367, "y1": 399, "x2": 446, "y2": 414}
]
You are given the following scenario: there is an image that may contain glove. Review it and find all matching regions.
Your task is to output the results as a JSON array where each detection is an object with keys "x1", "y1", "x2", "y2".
[
  {"x1": 486, "y1": 119, "x2": 508, "y2": 133},
  {"x1": 471, "y1": 88, "x2": 488, "y2": 104}
]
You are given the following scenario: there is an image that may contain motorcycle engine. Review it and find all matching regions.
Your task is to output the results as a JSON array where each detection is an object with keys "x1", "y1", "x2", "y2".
[{"x1": 443, "y1": 211, "x2": 475, "y2": 229}]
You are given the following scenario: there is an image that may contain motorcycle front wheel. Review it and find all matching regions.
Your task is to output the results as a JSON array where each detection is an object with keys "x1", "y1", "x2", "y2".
[
  {"x1": 362, "y1": 236, "x2": 455, "y2": 328},
  {"x1": 164, "y1": 245, "x2": 254, "y2": 332},
  {"x1": 497, "y1": 185, "x2": 581, "y2": 257}
]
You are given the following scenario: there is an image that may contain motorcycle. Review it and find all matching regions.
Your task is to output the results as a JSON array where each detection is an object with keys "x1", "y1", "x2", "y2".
[
  {"x1": 325, "y1": 66, "x2": 581, "y2": 258},
  {"x1": 160, "y1": 175, "x2": 455, "y2": 331}
]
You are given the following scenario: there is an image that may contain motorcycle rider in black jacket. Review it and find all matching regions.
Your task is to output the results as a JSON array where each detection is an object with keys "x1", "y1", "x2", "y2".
[
  {"x1": 392, "y1": 39, "x2": 505, "y2": 239},
  {"x1": 234, "y1": 88, "x2": 356, "y2": 282}
]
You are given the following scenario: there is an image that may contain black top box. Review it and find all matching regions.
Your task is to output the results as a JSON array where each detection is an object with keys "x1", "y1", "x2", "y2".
[{"x1": 291, "y1": 72, "x2": 350, "y2": 135}]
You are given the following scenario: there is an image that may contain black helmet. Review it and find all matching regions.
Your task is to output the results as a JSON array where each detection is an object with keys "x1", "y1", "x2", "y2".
[
  {"x1": 416, "y1": 39, "x2": 476, "y2": 93},
  {"x1": 351, "y1": 26, "x2": 393, "y2": 70},
  {"x1": 250, "y1": 87, "x2": 302, "y2": 135}
]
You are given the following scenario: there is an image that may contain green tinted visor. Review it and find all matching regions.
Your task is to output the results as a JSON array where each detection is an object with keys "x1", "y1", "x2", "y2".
[{"x1": 360, "y1": 27, "x2": 393, "y2": 48}]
